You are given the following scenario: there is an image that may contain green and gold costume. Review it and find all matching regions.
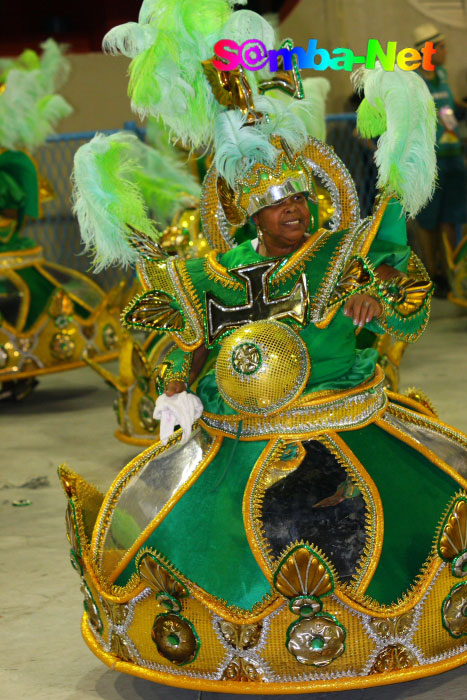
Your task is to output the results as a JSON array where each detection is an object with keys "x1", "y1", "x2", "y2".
[{"x1": 61, "y1": 1, "x2": 467, "y2": 692}]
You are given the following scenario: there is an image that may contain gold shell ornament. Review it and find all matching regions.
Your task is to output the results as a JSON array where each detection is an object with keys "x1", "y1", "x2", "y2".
[
  {"x1": 215, "y1": 320, "x2": 310, "y2": 415},
  {"x1": 273, "y1": 545, "x2": 334, "y2": 600},
  {"x1": 438, "y1": 498, "x2": 467, "y2": 567}
]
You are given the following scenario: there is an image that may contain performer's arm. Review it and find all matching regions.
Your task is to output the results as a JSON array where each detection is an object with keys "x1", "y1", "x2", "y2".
[{"x1": 158, "y1": 344, "x2": 209, "y2": 395}]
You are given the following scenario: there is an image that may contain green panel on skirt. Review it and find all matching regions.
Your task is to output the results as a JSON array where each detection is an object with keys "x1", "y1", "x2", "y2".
[
  {"x1": 340, "y1": 423, "x2": 459, "y2": 605},
  {"x1": 115, "y1": 438, "x2": 272, "y2": 610}
]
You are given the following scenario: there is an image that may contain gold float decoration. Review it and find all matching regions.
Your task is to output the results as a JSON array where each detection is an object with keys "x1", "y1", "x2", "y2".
[
  {"x1": 0, "y1": 252, "x2": 129, "y2": 389},
  {"x1": 443, "y1": 230, "x2": 467, "y2": 309}
]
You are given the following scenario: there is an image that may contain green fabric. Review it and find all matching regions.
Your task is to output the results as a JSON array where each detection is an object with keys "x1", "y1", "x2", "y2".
[
  {"x1": 0, "y1": 151, "x2": 39, "y2": 231},
  {"x1": 15, "y1": 267, "x2": 55, "y2": 330},
  {"x1": 372, "y1": 199, "x2": 407, "y2": 246},
  {"x1": 419, "y1": 66, "x2": 462, "y2": 157},
  {"x1": 163, "y1": 344, "x2": 192, "y2": 387},
  {"x1": 340, "y1": 424, "x2": 458, "y2": 605},
  {"x1": 115, "y1": 438, "x2": 272, "y2": 609}
]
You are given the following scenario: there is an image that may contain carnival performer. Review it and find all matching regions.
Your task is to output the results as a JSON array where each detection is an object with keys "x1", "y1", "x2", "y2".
[
  {"x1": 61, "y1": 1, "x2": 467, "y2": 693},
  {"x1": 412, "y1": 23, "x2": 467, "y2": 296}
]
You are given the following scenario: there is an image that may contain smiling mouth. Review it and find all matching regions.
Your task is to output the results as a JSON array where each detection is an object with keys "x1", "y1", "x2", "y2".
[{"x1": 283, "y1": 219, "x2": 301, "y2": 226}]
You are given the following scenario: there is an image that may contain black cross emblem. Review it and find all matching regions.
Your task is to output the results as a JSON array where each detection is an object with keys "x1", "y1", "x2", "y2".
[{"x1": 206, "y1": 260, "x2": 309, "y2": 345}]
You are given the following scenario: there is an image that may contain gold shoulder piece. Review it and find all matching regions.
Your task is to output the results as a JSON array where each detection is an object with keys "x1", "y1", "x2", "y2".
[
  {"x1": 122, "y1": 290, "x2": 185, "y2": 333},
  {"x1": 136, "y1": 257, "x2": 204, "y2": 351}
]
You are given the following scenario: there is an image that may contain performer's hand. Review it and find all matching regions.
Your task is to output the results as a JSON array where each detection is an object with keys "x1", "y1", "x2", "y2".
[
  {"x1": 165, "y1": 380, "x2": 187, "y2": 396},
  {"x1": 343, "y1": 294, "x2": 381, "y2": 327}
]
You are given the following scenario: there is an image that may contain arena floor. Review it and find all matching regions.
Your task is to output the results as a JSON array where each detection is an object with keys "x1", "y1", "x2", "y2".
[{"x1": 1, "y1": 298, "x2": 466, "y2": 700}]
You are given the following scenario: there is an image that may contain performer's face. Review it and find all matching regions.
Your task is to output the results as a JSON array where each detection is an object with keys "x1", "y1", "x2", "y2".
[{"x1": 253, "y1": 193, "x2": 311, "y2": 248}]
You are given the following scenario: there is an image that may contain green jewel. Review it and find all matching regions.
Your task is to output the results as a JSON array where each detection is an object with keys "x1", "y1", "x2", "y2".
[
  {"x1": 301, "y1": 605, "x2": 314, "y2": 616},
  {"x1": 156, "y1": 591, "x2": 181, "y2": 613},
  {"x1": 168, "y1": 633, "x2": 180, "y2": 646},
  {"x1": 260, "y1": 172, "x2": 269, "y2": 181},
  {"x1": 282, "y1": 161, "x2": 289, "y2": 171},
  {"x1": 368, "y1": 388, "x2": 376, "y2": 394},
  {"x1": 242, "y1": 185, "x2": 250, "y2": 193},
  {"x1": 310, "y1": 636, "x2": 325, "y2": 650}
]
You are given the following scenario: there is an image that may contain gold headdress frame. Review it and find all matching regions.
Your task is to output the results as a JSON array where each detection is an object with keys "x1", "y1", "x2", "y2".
[{"x1": 200, "y1": 137, "x2": 361, "y2": 253}]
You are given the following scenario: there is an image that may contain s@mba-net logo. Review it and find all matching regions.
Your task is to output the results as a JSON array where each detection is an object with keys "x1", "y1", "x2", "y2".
[{"x1": 212, "y1": 38, "x2": 437, "y2": 73}]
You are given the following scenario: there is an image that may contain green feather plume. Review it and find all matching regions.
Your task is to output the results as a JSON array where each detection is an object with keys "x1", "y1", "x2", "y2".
[
  {"x1": 0, "y1": 39, "x2": 72, "y2": 151},
  {"x1": 72, "y1": 131, "x2": 201, "y2": 270},
  {"x1": 214, "y1": 110, "x2": 278, "y2": 188},
  {"x1": 73, "y1": 134, "x2": 159, "y2": 271},
  {"x1": 103, "y1": 2, "x2": 271, "y2": 151},
  {"x1": 353, "y1": 64, "x2": 437, "y2": 217},
  {"x1": 104, "y1": 0, "x2": 234, "y2": 149}
]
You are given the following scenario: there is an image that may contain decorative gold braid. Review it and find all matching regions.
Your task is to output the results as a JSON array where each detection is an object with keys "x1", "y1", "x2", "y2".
[
  {"x1": 204, "y1": 250, "x2": 243, "y2": 290},
  {"x1": 81, "y1": 615, "x2": 467, "y2": 693},
  {"x1": 161, "y1": 353, "x2": 193, "y2": 390},
  {"x1": 387, "y1": 402, "x2": 467, "y2": 451},
  {"x1": 203, "y1": 231, "x2": 332, "y2": 294},
  {"x1": 244, "y1": 439, "x2": 286, "y2": 577},
  {"x1": 106, "y1": 541, "x2": 280, "y2": 622},
  {"x1": 339, "y1": 549, "x2": 441, "y2": 616},
  {"x1": 358, "y1": 195, "x2": 392, "y2": 257},
  {"x1": 320, "y1": 433, "x2": 384, "y2": 597},
  {"x1": 270, "y1": 229, "x2": 333, "y2": 285},
  {"x1": 309, "y1": 224, "x2": 366, "y2": 322}
]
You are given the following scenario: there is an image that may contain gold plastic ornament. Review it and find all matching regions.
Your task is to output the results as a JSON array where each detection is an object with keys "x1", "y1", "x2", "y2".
[{"x1": 215, "y1": 320, "x2": 310, "y2": 415}]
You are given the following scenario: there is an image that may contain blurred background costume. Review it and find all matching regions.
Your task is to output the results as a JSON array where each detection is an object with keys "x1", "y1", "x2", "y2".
[
  {"x1": 0, "y1": 41, "x2": 127, "y2": 399},
  {"x1": 60, "y1": 1, "x2": 467, "y2": 693},
  {"x1": 412, "y1": 23, "x2": 467, "y2": 300}
]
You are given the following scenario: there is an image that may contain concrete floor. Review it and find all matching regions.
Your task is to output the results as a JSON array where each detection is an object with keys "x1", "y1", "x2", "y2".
[{"x1": 1, "y1": 298, "x2": 466, "y2": 700}]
